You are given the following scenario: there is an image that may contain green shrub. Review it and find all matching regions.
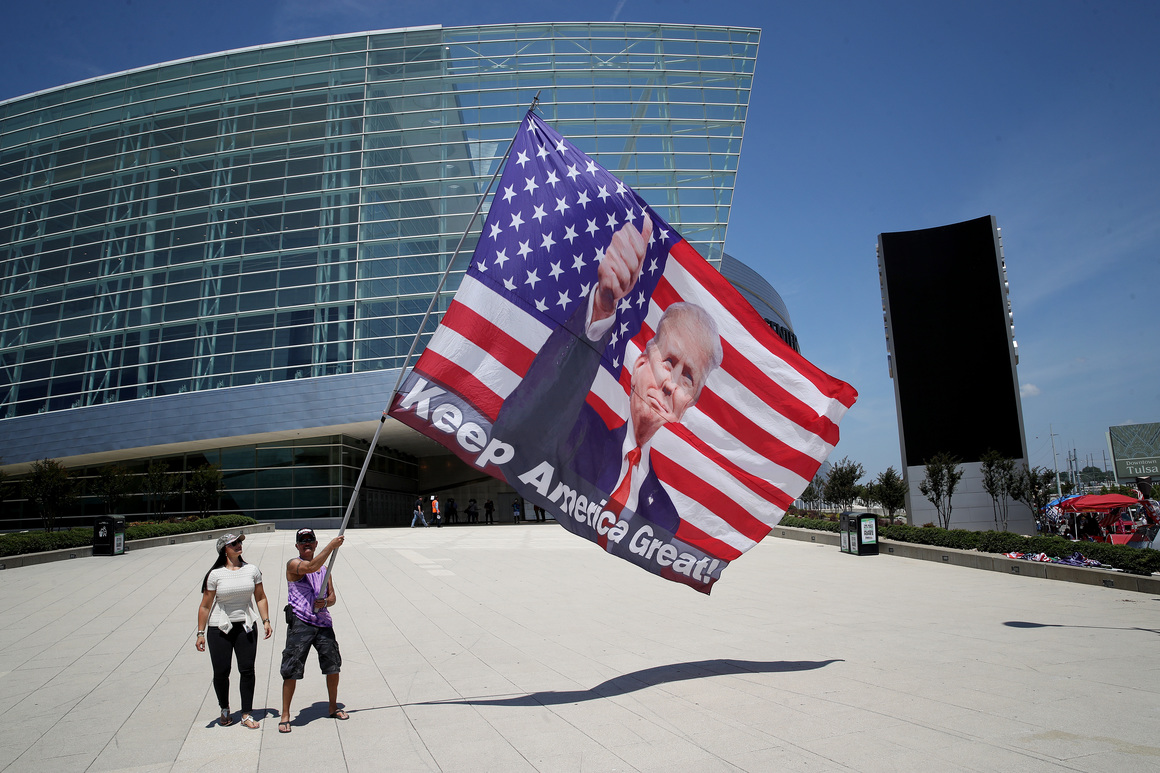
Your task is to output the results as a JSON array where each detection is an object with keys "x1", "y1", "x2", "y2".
[
  {"x1": 0, "y1": 527, "x2": 93, "y2": 557},
  {"x1": 124, "y1": 514, "x2": 255, "y2": 541},
  {"x1": 780, "y1": 516, "x2": 840, "y2": 533},
  {"x1": 1, "y1": 515, "x2": 257, "y2": 557},
  {"x1": 782, "y1": 518, "x2": 1160, "y2": 575}
]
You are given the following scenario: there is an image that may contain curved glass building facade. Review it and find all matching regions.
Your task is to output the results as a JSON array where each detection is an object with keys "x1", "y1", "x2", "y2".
[
  {"x1": 0, "y1": 23, "x2": 760, "y2": 527},
  {"x1": 719, "y1": 252, "x2": 798, "y2": 352}
]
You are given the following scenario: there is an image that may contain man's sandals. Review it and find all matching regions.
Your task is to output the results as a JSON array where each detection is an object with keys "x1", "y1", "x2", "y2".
[{"x1": 277, "y1": 710, "x2": 345, "y2": 732}]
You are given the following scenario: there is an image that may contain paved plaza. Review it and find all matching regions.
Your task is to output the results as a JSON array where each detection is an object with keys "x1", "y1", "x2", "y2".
[{"x1": 2, "y1": 523, "x2": 1158, "y2": 772}]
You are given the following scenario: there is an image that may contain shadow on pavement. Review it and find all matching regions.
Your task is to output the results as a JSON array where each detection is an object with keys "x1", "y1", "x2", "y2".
[
  {"x1": 415, "y1": 658, "x2": 843, "y2": 707},
  {"x1": 284, "y1": 700, "x2": 346, "y2": 727},
  {"x1": 1004, "y1": 620, "x2": 1160, "y2": 635}
]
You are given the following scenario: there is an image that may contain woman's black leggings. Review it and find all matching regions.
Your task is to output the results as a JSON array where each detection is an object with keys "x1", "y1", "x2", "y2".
[{"x1": 206, "y1": 625, "x2": 257, "y2": 713}]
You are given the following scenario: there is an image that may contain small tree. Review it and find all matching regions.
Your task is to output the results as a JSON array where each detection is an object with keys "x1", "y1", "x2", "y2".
[
  {"x1": 142, "y1": 461, "x2": 183, "y2": 520},
  {"x1": 24, "y1": 458, "x2": 78, "y2": 532},
  {"x1": 95, "y1": 466, "x2": 135, "y2": 515},
  {"x1": 1012, "y1": 463, "x2": 1055, "y2": 521},
  {"x1": 188, "y1": 464, "x2": 224, "y2": 518},
  {"x1": 824, "y1": 457, "x2": 865, "y2": 513},
  {"x1": 980, "y1": 449, "x2": 1017, "y2": 532},
  {"x1": 872, "y1": 466, "x2": 907, "y2": 523},
  {"x1": 918, "y1": 452, "x2": 963, "y2": 529}
]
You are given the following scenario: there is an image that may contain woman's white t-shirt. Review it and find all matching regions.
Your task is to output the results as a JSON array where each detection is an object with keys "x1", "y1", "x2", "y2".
[{"x1": 206, "y1": 563, "x2": 263, "y2": 633}]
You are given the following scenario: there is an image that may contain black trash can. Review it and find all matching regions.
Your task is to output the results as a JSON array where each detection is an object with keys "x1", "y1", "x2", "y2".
[
  {"x1": 93, "y1": 516, "x2": 126, "y2": 556},
  {"x1": 839, "y1": 512, "x2": 878, "y2": 556},
  {"x1": 838, "y1": 513, "x2": 853, "y2": 554},
  {"x1": 851, "y1": 512, "x2": 879, "y2": 555}
]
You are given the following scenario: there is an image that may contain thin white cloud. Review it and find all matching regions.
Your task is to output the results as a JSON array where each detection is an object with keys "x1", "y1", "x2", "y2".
[
  {"x1": 963, "y1": 128, "x2": 1160, "y2": 313},
  {"x1": 1020, "y1": 383, "x2": 1041, "y2": 397},
  {"x1": 611, "y1": 0, "x2": 628, "y2": 21}
]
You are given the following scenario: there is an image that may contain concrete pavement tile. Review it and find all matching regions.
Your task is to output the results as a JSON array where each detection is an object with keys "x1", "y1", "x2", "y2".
[
  {"x1": 682, "y1": 723, "x2": 797, "y2": 757},
  {"x1": 526, "y1": 748, "x2": 640, "y2": 773},
  {"x1": 172, "y1": 749, "x2": 257, "y2": 773},
  {"x1": 3, "y1": 751, "x2": 96, "y2": 773},
  {"x1": 0, "y1": 743, "x2": 30, "y2": 771},
  {"x1": 924, "y1": 738, "x2": 1083, "y2": 773},
  {"x1": 408, "y1": 721, "x2": 537, "y2": 772},
  {"x1": 611, "y1": 736, "x2": 738, "y2": 772},
  {"x1": 1065, "y1": 750, "x2": 1160, "y2": 773},
  {"x1": 1012, "y1": 729, "x2": 1160, "y2": 765},
  {"x1": 728, "y1": 743, "x2": 871, "y2": 772},
  {"x1": 7, "y1": 727, "x2": 107, "y2": 767},
  {"x1": 501, "y1": 723, "x2": 632, "y2": 765},
  {"x1": 805, "y1": 735, "x2": 952, "y2": 773},
  {"x1": 872, "y1": 718, "x2": 991, "y2": 751}
]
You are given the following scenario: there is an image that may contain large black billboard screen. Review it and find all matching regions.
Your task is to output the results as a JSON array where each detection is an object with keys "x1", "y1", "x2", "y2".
[{"x1": 879, "y1": 216, "x2": 1024, "y2": 466}]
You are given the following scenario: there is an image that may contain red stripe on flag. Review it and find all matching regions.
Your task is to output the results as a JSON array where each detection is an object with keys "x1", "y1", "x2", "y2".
[
  {"x1": 651, "y1": 450, "x2": 773, "y2": 547},
  {"x1": 664, "y1": 422, "x2": 797, "y2": 512},
  {"x1": 673, "y1": 519, "x2": 743, "y2": 562},
  {"x1": 441, "y1": 300, "x2": 537, "y2": 377},
  {"x1": 618, "y1": 362, "x2": 632, "y2": 393},
  {"x1": 693, "y1": 388, "x2": 821, "y2": 482},
  {"x1": 585, "y1": 391, "x2": 623, "y2": 431},
  {"x1": 720, "y1": 339, "x2": 841, "y2": 446},
  {"x1": 418, "y1": 351, "x2": 504, "y2": 422},
  {"x1": 668, "y1": 240, "x2": 858, "y2": 408}
]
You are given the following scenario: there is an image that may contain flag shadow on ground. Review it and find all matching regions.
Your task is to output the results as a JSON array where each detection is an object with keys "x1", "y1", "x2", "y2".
[
  {"x1": 1005, "y1": 621, "x2": 1160, "y2": 636},
  {"x1": 419, "y1": 658, "x2": 842, "y2": 707}
]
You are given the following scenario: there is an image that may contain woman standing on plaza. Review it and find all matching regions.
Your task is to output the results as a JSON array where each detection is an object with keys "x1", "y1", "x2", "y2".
[{"x1": 194, "y1": 533, "x2": 272, "y2": 729}]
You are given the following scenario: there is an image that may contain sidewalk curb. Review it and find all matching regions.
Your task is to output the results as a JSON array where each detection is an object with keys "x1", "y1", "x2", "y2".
[
  {"x1": 771, "y1": 525, "x2": 1160, "y2": 595},
  {"x1": 0, "y1": 522, "x2": 275, "y2": 570}
]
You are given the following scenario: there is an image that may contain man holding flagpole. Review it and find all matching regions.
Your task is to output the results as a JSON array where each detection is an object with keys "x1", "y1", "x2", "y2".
[{"x1": 278, "y1": 528, "x2": 347, "y2": 732}]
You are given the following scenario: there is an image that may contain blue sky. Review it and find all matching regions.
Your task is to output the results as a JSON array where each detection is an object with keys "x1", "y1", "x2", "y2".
[{"x1": 3, "y1": 1, "x2": 1158, "y2": 482}]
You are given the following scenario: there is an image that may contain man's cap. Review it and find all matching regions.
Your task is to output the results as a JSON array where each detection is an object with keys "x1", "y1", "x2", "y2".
[
  {"x1": 295, "y1": 528, "x2": 317, "y2": 543},
  {"x1": 215, "y1": 533, "x2": 244, "y2": 553}
]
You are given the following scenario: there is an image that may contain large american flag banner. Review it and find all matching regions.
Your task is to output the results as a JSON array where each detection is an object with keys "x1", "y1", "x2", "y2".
[{"x1": 390, "y1": 110, "x2": 857, "y2": 593}]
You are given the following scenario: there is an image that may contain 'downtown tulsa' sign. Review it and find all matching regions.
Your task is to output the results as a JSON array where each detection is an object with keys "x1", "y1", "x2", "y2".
[{"x1": 1109, "y1": 422, "x2": 1160, "y2": 480}]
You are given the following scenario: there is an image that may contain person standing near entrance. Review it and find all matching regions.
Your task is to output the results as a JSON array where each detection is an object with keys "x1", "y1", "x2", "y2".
[
  {"x1": 431, "y1": 495, "x2": 442, "y2": 528},
  {"x1": 279, "y1": 528, "x2": 347, "y2": 733},
  {"x1": 484, "y1": 499, "x2": 495, "y2": 524}
]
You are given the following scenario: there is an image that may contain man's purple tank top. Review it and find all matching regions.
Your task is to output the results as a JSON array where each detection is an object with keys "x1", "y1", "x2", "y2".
[{"x1": 287, "y1": 567, "x2": 332, "y2": 627}]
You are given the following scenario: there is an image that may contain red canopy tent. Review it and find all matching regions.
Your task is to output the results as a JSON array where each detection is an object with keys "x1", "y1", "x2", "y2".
[
  {"x1": 1058, "y1": 494, "x2": 1139, "y2": 513},
  {"x1": 1059, "y1": 494, "x2": 1157, "y2": 541}
]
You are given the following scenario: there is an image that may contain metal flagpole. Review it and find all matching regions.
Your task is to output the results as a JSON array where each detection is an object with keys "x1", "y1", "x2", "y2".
[{"x1": 316, "y1": 94, "x2": 541, "y2": 593}]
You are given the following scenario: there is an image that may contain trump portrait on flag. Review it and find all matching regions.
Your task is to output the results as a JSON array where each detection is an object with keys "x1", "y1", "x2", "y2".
[
  {"x1": 493, "y1": 212, "x2": 723, "y2": 539},
  {"x1": 390, "y1": 109, "x2": 857, "y2": 593}
]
